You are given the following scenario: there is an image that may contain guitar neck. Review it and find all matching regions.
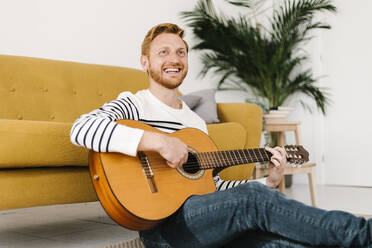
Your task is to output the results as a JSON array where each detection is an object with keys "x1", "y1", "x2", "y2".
[{"x1": 196, "y1": 148, "x2": 271, "y2": 170}]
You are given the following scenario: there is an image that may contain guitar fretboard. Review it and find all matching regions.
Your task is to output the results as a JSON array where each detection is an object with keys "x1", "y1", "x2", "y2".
[{"x1": 196, "y1": 148, "x2": 271, "y2": 170}]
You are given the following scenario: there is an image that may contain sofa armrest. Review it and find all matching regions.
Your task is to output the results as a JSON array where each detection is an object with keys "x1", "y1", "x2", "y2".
[
  {"x1": 217, "y1": 103, "x2": 262, "y2": 149},
  {"x1": 216, "y1": 103, "x2": 262, "y2": 181},
  {"x1": 207, "y1": 122, "x2": 246, "y2": 150},
  {"x1": 0, "y1": 119, "x2": 88, "y2": 168}
]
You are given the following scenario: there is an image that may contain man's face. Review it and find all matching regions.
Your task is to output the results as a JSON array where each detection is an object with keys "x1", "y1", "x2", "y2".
[{"x1": 142, "y1": 33, "x2": 188, "y2": 89}]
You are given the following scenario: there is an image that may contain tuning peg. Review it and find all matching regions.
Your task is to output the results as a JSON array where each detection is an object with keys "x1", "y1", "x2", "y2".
[{"x1": 288, "y1": 163, "x2": 296, "y2": 167}]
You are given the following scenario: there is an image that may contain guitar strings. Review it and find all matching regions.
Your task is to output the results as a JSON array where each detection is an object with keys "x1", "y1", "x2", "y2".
[
  {"x1": 139, "y1": 149, "x2": 270, "y2": 172},
  {"x1": 140, "y1": 162, "x2": 304, "y2": 173},
  {"x1": 139, "y1": 159, "x2": 249, "y2": 172},
  {"x1": 143, "y1": 156, "x2": 260, "y2": 166},
  {"x1": 137, "y1": 152, "x2": 302, "y2": 172},
  {"x1": 137, "y1": 153, "x2": 268, "y2": 172},
  {"x1": 138, "y1": 146, "x2": 302, "y2": 172}
]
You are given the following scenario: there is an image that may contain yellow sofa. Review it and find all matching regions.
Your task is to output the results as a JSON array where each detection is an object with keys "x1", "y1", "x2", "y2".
[{"x1": 0, "y1": 54, "x2": 262, "y2": 210}]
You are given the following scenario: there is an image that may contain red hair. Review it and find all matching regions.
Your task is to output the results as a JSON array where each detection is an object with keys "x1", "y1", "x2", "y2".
[{"x1": 141, "y1": 23, "x2": 189, "y2": 57}]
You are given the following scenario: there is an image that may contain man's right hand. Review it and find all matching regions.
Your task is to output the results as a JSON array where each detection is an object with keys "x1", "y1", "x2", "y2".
[{"x1": 137, "y1": 131, "x2": 188, "y2": 168}]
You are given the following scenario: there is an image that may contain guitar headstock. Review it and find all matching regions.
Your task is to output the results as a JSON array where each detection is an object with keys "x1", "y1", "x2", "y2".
[{"x1": 284, "y1": 145, "x2": 309, "y2": 165}]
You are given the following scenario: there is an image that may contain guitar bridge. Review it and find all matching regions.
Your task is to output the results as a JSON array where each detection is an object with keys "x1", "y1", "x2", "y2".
[{"x1": 138, "y1": 151, "x2": 158, "y2": 193}]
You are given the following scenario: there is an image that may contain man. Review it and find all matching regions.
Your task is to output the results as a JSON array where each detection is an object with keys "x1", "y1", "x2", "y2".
[{"x1": 71, "y1": 23, "x2": 371, "y2": 247}]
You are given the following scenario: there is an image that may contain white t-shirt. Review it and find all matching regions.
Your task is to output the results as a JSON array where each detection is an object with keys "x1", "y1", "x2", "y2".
[{"x1": 71, "y1": 89, "x2": 207, "y2": 156}]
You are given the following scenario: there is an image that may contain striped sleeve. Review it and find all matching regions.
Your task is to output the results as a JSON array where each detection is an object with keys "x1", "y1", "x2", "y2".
[
  {"x1": 70, "y1": 93, "x2": 144, "y2": 156},
  {"x1": 213, "y1": 175, "x2": 267, "y2": 191}
]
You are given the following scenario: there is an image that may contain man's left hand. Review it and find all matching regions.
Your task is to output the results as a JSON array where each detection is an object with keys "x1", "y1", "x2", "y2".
[{"x1": 264, "y1": 146, "x2": 287, "y2": 189}]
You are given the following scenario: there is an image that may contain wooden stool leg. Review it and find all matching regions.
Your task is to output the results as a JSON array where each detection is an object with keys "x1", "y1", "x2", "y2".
[
  {"x1": 278, "y1": 132, "x2": 285, "y2": 146},
  {"x1": 279, "y1": 177, "x2": 286, "y2": 194},
  {"x1": 277, "y1": 131, "x2": 286, "y2": 194},
  {"x1": 307, "y1": 168, "x2": 317, "y2": 206},
  {"x1": 294, "y1": 125, "x2": 302, "y2": 145}
]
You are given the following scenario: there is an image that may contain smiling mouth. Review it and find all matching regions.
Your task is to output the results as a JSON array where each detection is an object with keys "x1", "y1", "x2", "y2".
[{"x1": 163, "y1": 68, "x2": 182, "y2": 73}]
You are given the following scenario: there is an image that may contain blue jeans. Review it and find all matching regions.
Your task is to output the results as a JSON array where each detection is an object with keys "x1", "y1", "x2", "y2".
[{"x1": 139, "y1": 182, "x2": 371, "y2": 248}]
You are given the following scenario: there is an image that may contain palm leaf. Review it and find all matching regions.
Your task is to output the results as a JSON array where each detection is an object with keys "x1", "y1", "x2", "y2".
[{"x1": 225, "y1": 0, "x2": 252, "y2": 8}]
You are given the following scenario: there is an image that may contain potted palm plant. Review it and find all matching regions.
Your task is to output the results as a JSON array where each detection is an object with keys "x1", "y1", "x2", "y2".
[
  {"x1": 181, "y1": 0, "x2": 336, "y2": 185},
  {"x1": 181, "y1": 0, "x2": 336, "y2": 114}
]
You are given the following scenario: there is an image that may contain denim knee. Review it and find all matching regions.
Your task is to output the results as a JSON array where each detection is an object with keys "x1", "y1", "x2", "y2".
[{"x1": 229, "y1": 181, "x2": 271, "y2": 198}]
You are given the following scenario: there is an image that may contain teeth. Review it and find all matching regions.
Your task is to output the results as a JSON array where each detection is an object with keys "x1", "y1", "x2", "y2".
[{"x1": 164, "y1": 68, "x2": 180, "y2": 72}]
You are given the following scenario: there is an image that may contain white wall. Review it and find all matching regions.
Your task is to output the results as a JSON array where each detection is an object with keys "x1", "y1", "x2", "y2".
[
  {"x1": 288, "y1": 1, "x2": 372, "y2": 186},
  {"x1": 0, "y1": 0, "x2": 239, "y2": 97},
  {"x1": 1, "y1": 0, "x2": 371, "y2": 186},
  {"x1": 321, "y1": 1, "x2": 372, "y2": 186}
]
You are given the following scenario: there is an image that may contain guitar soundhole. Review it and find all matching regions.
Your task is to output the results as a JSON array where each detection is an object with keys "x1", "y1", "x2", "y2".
[
  {"x1": 176, "y1": 147, "x2": 205, "y2": 180},
  {"x1": 182, "y1": 153, "x2": 200, "y2": 174}
]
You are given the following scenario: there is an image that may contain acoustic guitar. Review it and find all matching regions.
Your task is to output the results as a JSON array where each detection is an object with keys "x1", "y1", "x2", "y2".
[{"x1": 89, "y1": 119, "x2": 309, "y2": 231}]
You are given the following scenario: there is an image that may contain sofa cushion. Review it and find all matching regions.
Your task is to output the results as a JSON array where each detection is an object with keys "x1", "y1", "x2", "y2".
[
  {"x1": 180, "y1": 89, "x2": 220, "y2": 124},
  {"x1": 179, "y1": 94, "x2": 202, "y2": 109},
  {"x1": 0, "y1": 119, "x2": 245, "y2": 169}
]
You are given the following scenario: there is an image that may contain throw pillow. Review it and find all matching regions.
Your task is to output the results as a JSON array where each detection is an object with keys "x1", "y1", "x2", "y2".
[
  {"x1": 179, "y1": 94, "x2": 202, "y2": 109},
  {"x1": 180, "y1": 89, "x2": 220, "y2": 124}
]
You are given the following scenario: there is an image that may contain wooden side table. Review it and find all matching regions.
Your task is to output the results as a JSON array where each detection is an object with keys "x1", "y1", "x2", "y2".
[{"x1": 264, "y1": 121, "x2": 317, "y2": 206}]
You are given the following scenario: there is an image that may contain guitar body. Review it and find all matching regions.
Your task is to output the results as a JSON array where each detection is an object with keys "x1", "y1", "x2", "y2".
[{"x1": 89, "y1": 120, "x2": 217, "y2": 231}]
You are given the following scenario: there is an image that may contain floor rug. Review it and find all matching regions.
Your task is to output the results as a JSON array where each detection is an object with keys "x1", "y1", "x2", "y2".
[{"x1": 103, "y1": 237, "x2": 145, "y2": 248}]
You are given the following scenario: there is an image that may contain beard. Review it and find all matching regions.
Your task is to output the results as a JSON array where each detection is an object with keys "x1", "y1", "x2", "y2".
[{"x1": 148, "y1": 62, "x2": 188, "y2": 89}]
